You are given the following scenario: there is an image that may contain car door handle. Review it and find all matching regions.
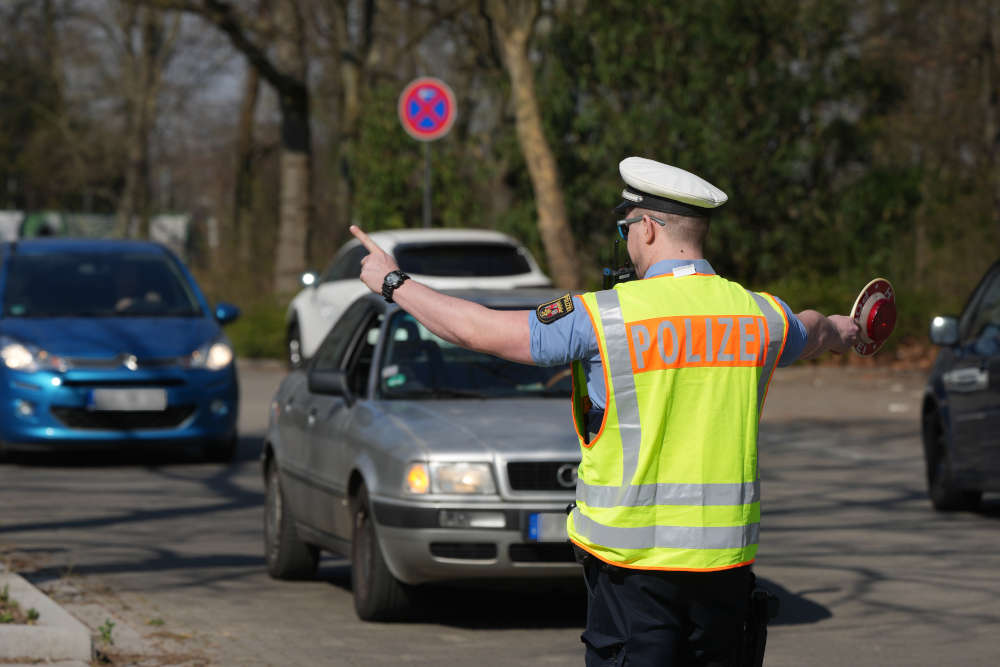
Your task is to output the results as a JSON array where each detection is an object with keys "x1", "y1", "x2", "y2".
[{"x1": 943, "y1": 367, "x2": 989, "y2": 392}]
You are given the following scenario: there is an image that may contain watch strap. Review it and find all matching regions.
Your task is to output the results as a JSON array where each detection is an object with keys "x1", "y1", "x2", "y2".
[{"x1": 381, "y1": 271, "x2": 410, "y2": 303}]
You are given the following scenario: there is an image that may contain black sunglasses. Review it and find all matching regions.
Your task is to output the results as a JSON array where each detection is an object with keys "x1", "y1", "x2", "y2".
[{"x1": 616, "y1": 214, "x2": 667, "y2": 240}]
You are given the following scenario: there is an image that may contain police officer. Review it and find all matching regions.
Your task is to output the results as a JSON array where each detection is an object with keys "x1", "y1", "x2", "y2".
[{"x1": 350, "y1": 157, "x2": 859, "y2": 666}]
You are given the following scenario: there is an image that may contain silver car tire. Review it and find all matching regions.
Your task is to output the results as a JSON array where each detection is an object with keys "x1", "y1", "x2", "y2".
[
  {"x1": 351, "y1": 484, "x2": 411, "y2": 621},
  {"x1": 924, "y1": 410, "x2": 981, "y2": 512},
  {"x1": 264, "y1": 461, "x2": 319, "y2": 579}
]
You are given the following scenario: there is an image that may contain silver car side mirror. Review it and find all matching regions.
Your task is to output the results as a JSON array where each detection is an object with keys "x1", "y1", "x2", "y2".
[{"x1": 929, "y1": 315, "x2": 959, "y2": 346}]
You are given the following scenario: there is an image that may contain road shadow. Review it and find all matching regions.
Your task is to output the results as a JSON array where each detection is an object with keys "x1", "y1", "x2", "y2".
[
  {"x1": 0, "y1": 434, "x2": 261, "y2": 467},
  {"x1": 319, "y1": 558, "x2": 831, "y2": 630},
  {"x1": 754, "y1": 576, "x2": 833, "y2": 626}
]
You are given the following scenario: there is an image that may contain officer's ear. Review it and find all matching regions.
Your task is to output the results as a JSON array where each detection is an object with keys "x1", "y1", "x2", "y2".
[{"x1": 640, "y1": 214, "x2": 658, "y2": 244}]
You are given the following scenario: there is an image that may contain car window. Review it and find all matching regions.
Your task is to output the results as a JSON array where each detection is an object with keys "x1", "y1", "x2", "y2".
[
  {"x1": 321, "y1": 245, "x2": 367, "y2": 283},
  {"x1": 378, "y1": 312, "x2": 571, "y2": 398},
  {"x1": 964, "y1": 269, "x2": 1000, "y2": 355},
  {"x1": 2, "y1": 251, "x2": 201, "y2": 318},
  {"x1": 393, "y1": 243, "x2": 531, "y2": 277},
  {"x1": 311, "y1": 299, "x2": 376, "y2": 372},
  {"x1": 345, "y1": 316, "x2": 383, "y2": 397}
]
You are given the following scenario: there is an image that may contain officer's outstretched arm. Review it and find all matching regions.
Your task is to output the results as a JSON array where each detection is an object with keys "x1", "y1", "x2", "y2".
[
  {"x1": 796, "y1": 310, "x2": 859, "y2": 359},
  {"x1": 350, "y1": 225, "x2": 534, "y2": 365}
]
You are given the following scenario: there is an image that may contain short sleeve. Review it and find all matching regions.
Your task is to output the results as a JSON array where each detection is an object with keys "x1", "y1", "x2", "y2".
[
  {"x1": 529, "y1": 295, "x2": 599, "y2": 366},
  {"x1": 775, "y1": 297, "x2": 807, "y2": 366}
]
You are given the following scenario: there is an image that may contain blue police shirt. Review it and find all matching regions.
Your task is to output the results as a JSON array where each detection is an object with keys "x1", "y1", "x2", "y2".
[{"x1": 529, "y1": 259, "x2": 808, "y2": 409}]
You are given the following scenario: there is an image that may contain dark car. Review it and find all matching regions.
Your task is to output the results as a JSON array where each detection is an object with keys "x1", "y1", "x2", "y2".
[
  {"x1": 922, "y1": 259, "x2": 1000, "y2": 510},
  {"x1": 0, "y1": 239, "x2": 241, "y2": 461}
]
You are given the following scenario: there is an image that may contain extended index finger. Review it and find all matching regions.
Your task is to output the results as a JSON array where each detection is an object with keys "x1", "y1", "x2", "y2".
[{"x1": 349, "y1": 225, "x2": 383, "y2": 254}]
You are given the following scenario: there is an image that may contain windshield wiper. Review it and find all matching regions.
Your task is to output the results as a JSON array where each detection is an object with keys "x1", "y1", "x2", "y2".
[
  {"x1": 386, "y1": 388, "x2": 489, "y2": 399},
  {"x1": 429, "y1": 388, "x2": 489, "y2": 398}
]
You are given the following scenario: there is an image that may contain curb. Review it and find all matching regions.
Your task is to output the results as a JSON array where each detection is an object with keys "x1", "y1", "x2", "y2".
[{"x1": 0, "y1": 567, "x2": 93, "y2": 664}]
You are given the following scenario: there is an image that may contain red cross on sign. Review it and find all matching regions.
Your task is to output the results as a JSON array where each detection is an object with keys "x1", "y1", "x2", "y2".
[{"x1": 398, "y1": 77, "x2": 457, "y2": 142}]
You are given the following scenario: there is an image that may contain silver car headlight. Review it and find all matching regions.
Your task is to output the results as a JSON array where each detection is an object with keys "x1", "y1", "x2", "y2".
[
  {"x1": 404, "y1": 462, "x2": 497, "y2": 495},
  {"x1": 188, "y1": 338, "x2": 234, "y2": 370},
  {"x1": 0, "y1": 336, "x2": 66, "y2": 372}
]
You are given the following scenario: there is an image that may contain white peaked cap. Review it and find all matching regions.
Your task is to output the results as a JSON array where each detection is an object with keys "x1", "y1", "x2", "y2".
[{"x1": 616, "y1": 157, "x2": 728, "y2": 217}]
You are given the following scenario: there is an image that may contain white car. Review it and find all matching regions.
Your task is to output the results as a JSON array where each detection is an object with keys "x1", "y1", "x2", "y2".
[{"x1": 285, "y1": 229, "x2": 551, "y2": 366}]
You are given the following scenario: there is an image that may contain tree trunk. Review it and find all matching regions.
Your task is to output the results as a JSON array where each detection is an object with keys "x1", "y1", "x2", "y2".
[
  {"x1": 487, "y1": 0, "x2": 581, "y2": 289},
  {"x1": 233, "y1": 63, "x2": 259, "y2": 265},
  {"x1": 115, "y1": 4, "x2": 176, "y2": 239},
  {"x1": 982, "y1": 1, "x2": 1000, "y2": 229},
  {"x1": 271, "y1": 0, "x2": 311, "y2": 294}
]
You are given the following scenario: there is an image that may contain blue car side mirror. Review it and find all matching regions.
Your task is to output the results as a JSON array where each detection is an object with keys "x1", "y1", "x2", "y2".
[{"x1": 215, "y1": 302, "x2": 241, "y2": 325}]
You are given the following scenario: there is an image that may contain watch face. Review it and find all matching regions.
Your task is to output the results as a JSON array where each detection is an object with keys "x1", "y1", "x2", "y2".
[{"x1": 385, "y1": 272, "x2": 402, "y2": 287}]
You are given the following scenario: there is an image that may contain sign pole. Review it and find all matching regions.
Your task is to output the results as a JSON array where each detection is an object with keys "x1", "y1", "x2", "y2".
[
  {"x1": 423, "y1": 142, "x2": 432, "y2": 229},
  {"x1": 398, "y1": 77, "x2": 457, "y2": 230}
]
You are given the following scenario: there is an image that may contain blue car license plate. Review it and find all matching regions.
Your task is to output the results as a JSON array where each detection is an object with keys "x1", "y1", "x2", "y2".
[
  {"x1": 90, "y1": 388, "x2": 167, "y2": 411},
  {"x1": 526, "y1": 512, "x2": 567, "y2": 542}
]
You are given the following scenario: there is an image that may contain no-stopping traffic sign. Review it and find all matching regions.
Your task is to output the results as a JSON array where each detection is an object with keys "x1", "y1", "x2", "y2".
[{"x1": 398, "y1": 77, "x2": 457, "y2": 142}]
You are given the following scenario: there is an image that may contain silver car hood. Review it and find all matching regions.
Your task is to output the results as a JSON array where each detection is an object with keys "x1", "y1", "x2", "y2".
[{"x1": 376, "y1": 398, "x2": 580, "y2": 460}]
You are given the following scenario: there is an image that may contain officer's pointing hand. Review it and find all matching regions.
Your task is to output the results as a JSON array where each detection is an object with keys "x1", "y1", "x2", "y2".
[{"x1": 350, "y1": 225, "x2": 400, "y2": 295}]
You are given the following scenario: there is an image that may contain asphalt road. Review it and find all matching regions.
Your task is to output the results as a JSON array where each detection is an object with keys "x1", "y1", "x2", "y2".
[{"x1": 1, "y1": 361, "x2": 998, "y2": 666}]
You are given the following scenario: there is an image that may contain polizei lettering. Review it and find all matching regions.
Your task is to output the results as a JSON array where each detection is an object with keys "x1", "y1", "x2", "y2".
[{"x1": 626, "y1": 315, "x2": 767, "y2": 373}]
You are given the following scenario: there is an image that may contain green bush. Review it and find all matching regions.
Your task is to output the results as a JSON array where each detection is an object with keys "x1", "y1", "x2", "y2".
[{"x1": 224, "y1": 297, "x2": 287, "y2": 360}]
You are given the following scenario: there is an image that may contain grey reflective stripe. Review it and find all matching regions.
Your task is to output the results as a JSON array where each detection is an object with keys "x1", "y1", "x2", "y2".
[
  {"x1": 749, "y1": 292, "x2": 787, "y2": 413},
  {"x1": 572, "y1": 507, "x2": 759, "y2": 551},
  {"x1": 577, "y1": 479, "x2": 760, "y2": 508},
  {"x1": 593, "y1": 290, "x2": 642, "y2": 491}
]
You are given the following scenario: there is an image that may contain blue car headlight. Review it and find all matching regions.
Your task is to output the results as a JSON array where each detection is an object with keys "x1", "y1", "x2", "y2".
[
  {"x1": 187, "y1": 338, "x2": 234, "y2": 371},
  {"x1": 0, "y1": 336, "x2": 66, "y2": 372}
]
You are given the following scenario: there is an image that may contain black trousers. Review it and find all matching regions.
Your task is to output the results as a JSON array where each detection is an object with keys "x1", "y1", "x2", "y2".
[{"x1": 579, "y1": 553, "x2": 752, "y2": 667}]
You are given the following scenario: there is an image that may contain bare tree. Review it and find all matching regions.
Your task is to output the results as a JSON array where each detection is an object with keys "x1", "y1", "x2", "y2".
[
  {"x1": 484, "y1": 0, "x2": 580, "y2": 288},
  {"x1": 110, "y1": 1, "x2": 181, "y2": 238},
  {"x1": 153, "y1": 0, "x2": 312, "y2": 294}
]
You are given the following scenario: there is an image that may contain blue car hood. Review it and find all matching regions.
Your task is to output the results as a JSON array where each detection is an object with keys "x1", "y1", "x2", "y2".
[{"x1": 0, "y1": 317, "x2": 219, "y2": 358}]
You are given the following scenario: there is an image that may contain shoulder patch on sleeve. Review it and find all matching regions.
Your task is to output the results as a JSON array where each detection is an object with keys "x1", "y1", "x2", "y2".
[{"x1": 536, "y1": 293, "x2": 575, "y2": 324}]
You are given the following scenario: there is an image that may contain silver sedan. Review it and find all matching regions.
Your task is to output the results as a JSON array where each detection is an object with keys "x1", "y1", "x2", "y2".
[{"x1": 262, "y1": 290, "x2": 581, "y2": 621}]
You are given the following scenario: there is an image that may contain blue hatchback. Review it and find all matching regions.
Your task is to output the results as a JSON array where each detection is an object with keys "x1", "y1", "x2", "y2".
[{"x1": 0, "y1": 239, "x2": 241, "y2": 460}]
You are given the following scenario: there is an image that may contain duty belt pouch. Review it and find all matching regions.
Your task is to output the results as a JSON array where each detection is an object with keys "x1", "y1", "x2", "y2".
[{"x1": 742, "y1": 575, "x2": 780, "y2": 667}]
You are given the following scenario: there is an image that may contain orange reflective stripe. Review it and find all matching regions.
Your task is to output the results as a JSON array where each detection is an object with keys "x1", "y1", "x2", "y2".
[{"x1": 626, "y1": 315, "x2": 767, "y2": 374}]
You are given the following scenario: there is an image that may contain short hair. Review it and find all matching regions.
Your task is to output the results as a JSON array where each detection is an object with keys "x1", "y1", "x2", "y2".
[{"x1": 630, "y1": 207, "x2": 709, "y2": 248}]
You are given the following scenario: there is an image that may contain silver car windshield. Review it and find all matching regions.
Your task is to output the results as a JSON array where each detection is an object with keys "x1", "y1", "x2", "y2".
[
  {"x1": 3, "y1": 252, "x2": 202, "y2": 318},
  {"x1": 379, "y1": 312, "x2": 571, "y2": 399}
]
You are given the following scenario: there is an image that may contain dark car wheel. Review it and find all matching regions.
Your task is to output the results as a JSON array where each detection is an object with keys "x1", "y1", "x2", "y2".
[
  {"x1": 264, "y1": 460, "x2": 319, "y2": 579},
  {"x1": 203, "y1": 433, "x2": 238, "y2": 463},
  {"x1": 351, "y1": 484, "x2": 411, "y2": 621},
  {"x1": 287, "y1": 322, "x2": 304, "y2": 369},
  {"x1": 924, "y1": 410, "x2": 982, "y2": 512}
]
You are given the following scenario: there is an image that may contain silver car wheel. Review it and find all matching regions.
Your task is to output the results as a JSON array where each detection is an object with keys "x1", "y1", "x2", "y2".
[{"x1": 264, "y1": 460, "x2": 319, "y2": 579}]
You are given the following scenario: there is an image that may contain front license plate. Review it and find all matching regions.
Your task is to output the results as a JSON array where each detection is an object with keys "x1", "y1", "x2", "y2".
[
  {"x1": 91, "y1": 388, "x2": 167, "y2": 411},
  {"x1": 526, "y1": 512, "x2": 568, "y2": 542}
]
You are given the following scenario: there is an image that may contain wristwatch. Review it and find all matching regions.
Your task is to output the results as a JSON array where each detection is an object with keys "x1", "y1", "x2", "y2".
[{"x1": 381, "y1": 270, "x2": 410, "y2": 303}]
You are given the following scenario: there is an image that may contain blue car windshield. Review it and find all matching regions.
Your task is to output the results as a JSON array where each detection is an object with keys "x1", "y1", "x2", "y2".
[
  {"x1": 379, "y1": 312, "x2": 571, "y2": 399},
  {"x1": 3, "y1": 252, "x2": 203, "y2": 318}
]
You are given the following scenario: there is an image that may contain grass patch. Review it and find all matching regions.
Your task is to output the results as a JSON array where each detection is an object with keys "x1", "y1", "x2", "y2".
[
  {"x1": 223, "y1": 296, "x2": 288, "y2": 360},
  {"x1": 0, "y1": 584, "x2": 39, "y2": 625}
]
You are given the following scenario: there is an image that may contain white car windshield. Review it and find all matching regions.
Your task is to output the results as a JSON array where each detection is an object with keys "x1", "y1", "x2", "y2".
[{"x1": 379, "y1": 312, "x2": 570, "y2": 399}]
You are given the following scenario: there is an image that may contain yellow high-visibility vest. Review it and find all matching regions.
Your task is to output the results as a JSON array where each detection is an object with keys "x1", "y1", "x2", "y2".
[{"x1": 567, "y1": 270, "x2": 789, "y2": 571}]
